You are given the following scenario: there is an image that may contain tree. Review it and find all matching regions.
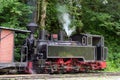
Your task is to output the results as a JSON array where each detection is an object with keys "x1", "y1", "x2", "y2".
[
  {"x1": 37, "y1": 0, "x2": 47, "y2": 30},
  {"x1": 0, "y1": 0, "x2": 31, "y2": 29}
]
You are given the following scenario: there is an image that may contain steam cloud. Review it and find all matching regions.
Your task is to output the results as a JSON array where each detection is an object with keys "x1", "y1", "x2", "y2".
[{"x1": 57, "y1": 4, "x2": 75, "y2": 37}]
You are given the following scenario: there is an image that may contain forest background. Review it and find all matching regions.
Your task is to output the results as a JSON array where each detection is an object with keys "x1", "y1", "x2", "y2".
[{"x1": 0, "y1": 0, "x2": 120, "y2": 71}]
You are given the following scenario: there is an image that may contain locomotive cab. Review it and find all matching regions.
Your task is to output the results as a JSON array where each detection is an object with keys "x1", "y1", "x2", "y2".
[{"x1": 71, "y1": 34, "x2": 108, "y2": 61}]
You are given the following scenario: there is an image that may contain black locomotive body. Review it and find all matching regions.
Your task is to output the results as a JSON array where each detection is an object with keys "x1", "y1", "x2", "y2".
[
  {"x1": 0, "y1": 23, "x2": 107, "y2": 74},
  {"x1": 22, "y1": 23, "x2": 108, "y2": 73}
]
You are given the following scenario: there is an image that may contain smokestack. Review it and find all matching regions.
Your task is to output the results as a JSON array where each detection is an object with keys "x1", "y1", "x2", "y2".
[
  {"x1": 39, "y1": 30, "x2": 47, "y2": 40},
  {"x1": 26, "y1": 22, "x2": 38, "y2": 34},
  {"x1": 58, "y1": 30, "x2": 66, "y2": 41}
]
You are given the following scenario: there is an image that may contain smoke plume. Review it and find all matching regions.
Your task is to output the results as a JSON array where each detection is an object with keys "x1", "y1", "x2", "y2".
[{"x1": 57, "y1": 4, "x2": 75, "y2": 37}]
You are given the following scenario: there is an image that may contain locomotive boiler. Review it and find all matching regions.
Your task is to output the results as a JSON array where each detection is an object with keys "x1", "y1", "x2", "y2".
[{"x1": 0, "y1": 22, "x2": 107, "y2": 74}]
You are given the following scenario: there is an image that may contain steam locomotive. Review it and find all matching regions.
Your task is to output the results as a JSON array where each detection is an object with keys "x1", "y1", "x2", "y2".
[{"x1": 0, "y1": 22, "x2": 107, "y2": 74}]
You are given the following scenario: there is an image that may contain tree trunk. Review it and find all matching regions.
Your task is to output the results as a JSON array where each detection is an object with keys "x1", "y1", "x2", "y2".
[{"x1": 37, "y1": 0, "x2": 47, "y2": 30}]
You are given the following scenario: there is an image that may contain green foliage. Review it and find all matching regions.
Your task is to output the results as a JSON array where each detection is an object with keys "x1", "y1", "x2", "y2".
[
  {"x1": 14, "y1": 33, "x2": 28, "y2": 61},
  {"x1": 0, "y1": 0, "x2": 32, "y2": 29},
  {"x1": 46, "y1": 0, "x2": 61, "y2": 33},
  {"x1": 105, "y1": 52, "x2": 120, "y2": 72}
]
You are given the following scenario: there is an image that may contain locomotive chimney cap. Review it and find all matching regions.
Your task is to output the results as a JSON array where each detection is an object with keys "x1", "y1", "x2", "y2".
[
  {"x1": 27, "y1": 22, "x2": 38, "y2": 27},
  {"x1": 26, "y1": 22, "x2": 38, "y2": 33}
]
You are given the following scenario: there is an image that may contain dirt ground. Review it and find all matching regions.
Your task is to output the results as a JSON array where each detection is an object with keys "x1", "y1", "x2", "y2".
[
  {"x1": 46, "y1": 76, "x2": 120, "y2": 80},
  {"x1": 0, "y1": 73, "x2": 120, "y2": 80},
  {"x1": 0, "y1": 75, "x2": 120, "y2": 80}
]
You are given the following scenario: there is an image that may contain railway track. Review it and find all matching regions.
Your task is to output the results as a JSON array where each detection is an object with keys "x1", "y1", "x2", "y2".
[{"x1": 0, "y1": 72, "x2": 120, "y2": 80}]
